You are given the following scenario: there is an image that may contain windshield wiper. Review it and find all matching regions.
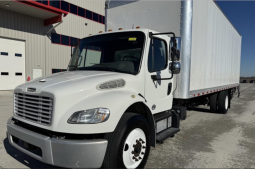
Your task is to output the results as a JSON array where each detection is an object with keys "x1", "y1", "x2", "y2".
[
  {"x1": 91, "y1": 63, "x2": 116, "y2": 72},
  {"x1": 68, "y1": 65, "x2": 79, "y2": 70}
]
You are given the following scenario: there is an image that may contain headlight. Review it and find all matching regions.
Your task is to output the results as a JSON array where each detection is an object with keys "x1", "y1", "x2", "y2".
[{"x1": 67, "y1": 108, "x2": 110, "y2": 124}]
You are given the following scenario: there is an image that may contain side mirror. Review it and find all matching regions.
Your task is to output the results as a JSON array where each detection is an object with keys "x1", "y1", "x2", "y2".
[
  {"x1": 170, "y1": 37, "x2": 181, "y2": 61},
  {"x1": 170, "y1": 62, "x2": 181, "y2": 74}
]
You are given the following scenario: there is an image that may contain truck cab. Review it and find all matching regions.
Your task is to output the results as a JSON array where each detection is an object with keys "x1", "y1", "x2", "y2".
[{"x1": 7, "y1": 29, "x2": 184, "y2": 168}]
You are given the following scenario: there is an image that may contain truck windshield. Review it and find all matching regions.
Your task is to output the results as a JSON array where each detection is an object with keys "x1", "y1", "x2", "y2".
[{"x1": 68, "y1": 31, "x2": 145, "y2": 75}]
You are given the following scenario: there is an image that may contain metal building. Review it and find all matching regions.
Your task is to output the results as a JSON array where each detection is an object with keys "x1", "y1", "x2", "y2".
[{"x1": 0, "y1": 0, "x2": 105, "y2": 90}]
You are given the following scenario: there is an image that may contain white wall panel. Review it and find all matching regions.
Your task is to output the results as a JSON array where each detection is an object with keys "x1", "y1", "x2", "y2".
[{"x1": 190, "y1": 0, "x2": 241, "y2": 91}]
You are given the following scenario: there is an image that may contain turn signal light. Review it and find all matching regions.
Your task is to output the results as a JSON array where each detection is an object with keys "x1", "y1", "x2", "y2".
[
  {"x1": 118, "y1": 28, "x2": 123, "y2": 30},
  {"x1": 99, "y1": 31, "x2": 103, "y2": 33},
  {"x1": 108, "y1": 29, "x2": 112, "y2": 32},
  {"x1": 136, "y1": 26, "x2": 140, "y2": 29}
]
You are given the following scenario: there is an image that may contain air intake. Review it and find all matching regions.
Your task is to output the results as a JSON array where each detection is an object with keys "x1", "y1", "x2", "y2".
[{"x1": 97, "y1": 79, "x2": 125, "y2": 90}]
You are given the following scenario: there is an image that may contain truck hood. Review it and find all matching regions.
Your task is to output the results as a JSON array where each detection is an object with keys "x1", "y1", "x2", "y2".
[
  {"x1": 13, "y1": 70, "x2": 143, "y2": 133},
  {"x1": 16, "y1": 71, "x2": 138, "y2": 94}
]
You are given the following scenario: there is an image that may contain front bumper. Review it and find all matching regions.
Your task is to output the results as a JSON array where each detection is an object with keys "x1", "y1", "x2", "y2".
[{"x1": 7, "y1": 118, "x2": 108, "y2": 168}]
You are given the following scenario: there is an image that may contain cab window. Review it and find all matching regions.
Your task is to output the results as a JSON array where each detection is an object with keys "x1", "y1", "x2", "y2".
[{"x1": 148, "y1": 39, "x2": 167, "y2": 72}]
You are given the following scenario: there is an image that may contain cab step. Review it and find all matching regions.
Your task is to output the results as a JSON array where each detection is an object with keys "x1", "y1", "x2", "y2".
[
  {"x1": 153, "y1": 111, "x2": 172, "y2": 123},
  {"x1": 156, "y1": 127, "x2": 180, "y2": 144}
]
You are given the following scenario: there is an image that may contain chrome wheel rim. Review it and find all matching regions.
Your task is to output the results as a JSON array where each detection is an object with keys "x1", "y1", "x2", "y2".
[{"x1": 122, "y1": 128, "x2": 146, "y2": 168}]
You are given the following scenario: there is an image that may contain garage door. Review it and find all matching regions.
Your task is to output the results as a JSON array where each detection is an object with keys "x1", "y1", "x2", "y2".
[{"x1": 0, "y1": 38, "x2": 25, "y2": 90}]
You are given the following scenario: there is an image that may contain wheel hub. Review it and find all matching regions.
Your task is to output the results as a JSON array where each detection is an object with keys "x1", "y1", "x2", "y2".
[
  {"x1": 133, "y1": 140, "x2": 142, "y2": 157},
  {"x1": 122, "y1": 128, "x2": 146, "y2": 168}
]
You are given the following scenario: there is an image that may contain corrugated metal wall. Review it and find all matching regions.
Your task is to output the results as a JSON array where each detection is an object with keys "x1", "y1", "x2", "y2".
[
  {"x1": 0, "y1": 0, "x2": 105, "y2": 79},
  {"x1": 0, "y1": 8, "x2": 48, "y2": 79}
]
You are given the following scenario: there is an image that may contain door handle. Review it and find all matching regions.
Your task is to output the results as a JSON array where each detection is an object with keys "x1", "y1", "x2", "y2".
[{"x1": 167, "y1": 83, "x2": 172, "y2": 95}]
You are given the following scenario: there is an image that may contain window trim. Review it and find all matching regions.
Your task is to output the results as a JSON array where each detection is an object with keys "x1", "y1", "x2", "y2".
[
  {"x1": 49, "y1": 0, "x2": 60, "y2": 9},
  {"x1": 51, "y1": 33, "x2": 61, "y2": 44},
  {"x1": 78, "y1": 6, "x2": 85, "y2": 17},
  {"x1": 69, "y1": 3, "x2": 77, "y2": 15},
  {"x1": 35, "y1": 0, "x2": 105, "y2": 24},
  {"x1": 86, "y1": 9, "x2": 92, "y2": 20},
  {"x1": 61, "y1": 34, "x2": 70, "y2": 46},
  {"x1": 51, "y1": 33, "x2": 101, "y2": 51},
  {"x1": 93, "y1": 12, "x2": 99, "y2": 22},
  {"x1": 60, "y1": 0, "x2": 69, "y2": 12},
  {"x1": 147, "y1": 37, "x2": 168, "y2": 73}
]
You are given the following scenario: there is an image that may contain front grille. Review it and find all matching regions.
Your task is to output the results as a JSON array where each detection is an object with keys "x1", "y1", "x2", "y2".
[{"x1": 14, "y1": 93, "x2": 53, "y2": 125}]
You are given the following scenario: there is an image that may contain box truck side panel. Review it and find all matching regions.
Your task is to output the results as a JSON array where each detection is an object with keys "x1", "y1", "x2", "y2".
[
  {"x1": 190, "y1": 0, "x2": 241, "y2": 92},
  {"x1": 106, "y1": 1, "x2": 181, "y2": 36}
]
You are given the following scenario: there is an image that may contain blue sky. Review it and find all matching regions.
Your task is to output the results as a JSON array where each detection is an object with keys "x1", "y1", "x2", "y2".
[{"x1": 216, "y1": 1, "x2": 255, "y2": 77}]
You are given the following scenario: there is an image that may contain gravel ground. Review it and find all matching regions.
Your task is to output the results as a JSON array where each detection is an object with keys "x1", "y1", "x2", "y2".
[{"x1": 0, "y1": 84, "x2": 254, "y2": 168}]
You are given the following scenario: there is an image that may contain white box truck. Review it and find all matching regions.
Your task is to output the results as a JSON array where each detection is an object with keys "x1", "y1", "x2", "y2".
[{"x1": 7, "y1": 0, "x2": 241, "y2": 168}]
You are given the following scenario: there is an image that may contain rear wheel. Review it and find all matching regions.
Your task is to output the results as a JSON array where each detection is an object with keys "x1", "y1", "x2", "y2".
[
  {"x1": 218, "y1": 91, "x2": 229, "y2": 114},
  {"x1": 210, "y1": 93, "x2": 218, "y2": 113},
  {"x1": 102, "y1": 113, "x2": 150, "y2": 168}
]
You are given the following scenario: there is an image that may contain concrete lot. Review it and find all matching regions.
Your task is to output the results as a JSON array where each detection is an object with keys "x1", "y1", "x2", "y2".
[{"x1": 0, "y1": 84, "x2": 254, "y2": 168}]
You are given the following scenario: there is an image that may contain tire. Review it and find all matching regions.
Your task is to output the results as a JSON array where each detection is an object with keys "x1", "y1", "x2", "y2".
[
  {"x1": 102, "y1": 113, "x2": 151, "y2": 169},
  {"x1": 218, "y1": 91, "x2": 229, "y2": 114},
  {"x1": 210, "y1": 93, "x2": 218, "y2": 113}
]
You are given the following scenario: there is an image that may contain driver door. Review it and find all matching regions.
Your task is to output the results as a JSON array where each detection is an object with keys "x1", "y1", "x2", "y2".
[{"x1": 144, "y1": 36, "x2": 174, "y2": 114}]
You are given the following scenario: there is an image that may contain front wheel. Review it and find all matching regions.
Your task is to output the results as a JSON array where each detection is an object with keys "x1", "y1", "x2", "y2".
[{"x1": 102, "y1": 113, "x2": 151, "y2": 168}]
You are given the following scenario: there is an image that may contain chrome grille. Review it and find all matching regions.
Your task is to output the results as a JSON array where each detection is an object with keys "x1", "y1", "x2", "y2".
[{"x1": 14, "y1": 93, "x2": 53, "y2": 125}]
